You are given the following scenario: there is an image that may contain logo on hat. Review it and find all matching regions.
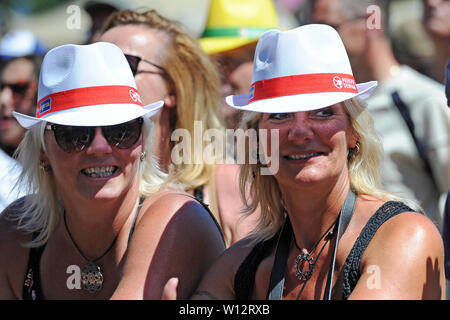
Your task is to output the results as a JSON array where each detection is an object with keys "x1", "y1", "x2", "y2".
[
  {"x1": 129, "y1": 89, "x2": 142, "y2": 104},
  {"x1": 249, "y1": 86, "x2": 255, "y2": 100},
  {"x1": 333, "y1": 76, "x2": 343, "y2": 89},
  {"x1": 39, "y1": 97, "x2": 51, "y2": 115}
]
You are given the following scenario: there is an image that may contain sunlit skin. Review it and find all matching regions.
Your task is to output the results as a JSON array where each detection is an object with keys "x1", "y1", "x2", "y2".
[{"x1": 258, "y1": 103, "x2": 357, "y2": 194}]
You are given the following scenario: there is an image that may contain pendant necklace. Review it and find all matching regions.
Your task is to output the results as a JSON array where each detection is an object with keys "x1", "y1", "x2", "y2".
[
  {"x1": 292, "y1": 217, "x2": 338, "y2": 300},
  {"x1": 63, "y1": 211, "x2": 117, "y2": 293},
  {"x1": 267, "y1": 189, "x2": 357, "y2": 300},
  {"x1": 292, "y1": 217, "x2": 338, "y2": 282}
]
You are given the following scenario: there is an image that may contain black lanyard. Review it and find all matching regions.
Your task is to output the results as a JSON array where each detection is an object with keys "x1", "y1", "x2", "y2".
[{"x1": 267, "y1": 189, "x2": 357, "y2": 300}]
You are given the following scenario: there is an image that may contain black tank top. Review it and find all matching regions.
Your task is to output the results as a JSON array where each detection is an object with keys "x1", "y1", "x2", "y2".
[{"x1": 234, "y1": 201, "x2": 414, "y2": 300}]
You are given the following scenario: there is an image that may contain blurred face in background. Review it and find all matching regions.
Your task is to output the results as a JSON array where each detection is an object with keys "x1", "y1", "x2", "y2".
[
  {"x1": 212, "y1": 41, "x2": 256, "y2": 129},
  {"x1": 310, "y1": 0, "x2": 367, "y2": 56},
  {"x1": 100, "y1": 24, "x2": 173, "y2": 107},
  {"x1": 423, "y1": 0, "x2": 450, "y2": 38},
  {"x1": 0, "y1": 57, "x2": 37, "y2": 152},
  {"x1": 100, "y1": 24, "x2": 176, "y2": 169}
]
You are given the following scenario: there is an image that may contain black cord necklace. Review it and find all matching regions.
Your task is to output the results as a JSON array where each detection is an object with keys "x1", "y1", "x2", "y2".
[
  {"x1": 292, "y1": 217, "x2": 338, "y2": 282},
  {"x1": 267, "y1": 189, "x2": 357, "y2": 300},
  {"x1": 292, "y1": 217, "x2": 338, "y2": 300},
  {"x1": 63, "y1": 210, "x2": 117, "y2": 293}
]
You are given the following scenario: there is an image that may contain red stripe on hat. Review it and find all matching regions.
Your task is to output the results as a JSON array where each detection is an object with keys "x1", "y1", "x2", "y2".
[
  {"x1": 248, "y1": 73, "x2": 358, "y2": 103},
  {"x1": 36, "y1": 85, "x2": 143, "y2": 118}
]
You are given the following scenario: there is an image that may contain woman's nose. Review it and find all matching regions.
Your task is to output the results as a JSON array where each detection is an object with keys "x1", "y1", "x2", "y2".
[
  {"x1": 85, "y1": 127, "x2": 112, "y2": 155},
  {"x1": 0, "y1": 87, "x2": 14, "y2": 114},
  {"x1": 287, "y1": 113, "x2": 314, "y2": 143}
]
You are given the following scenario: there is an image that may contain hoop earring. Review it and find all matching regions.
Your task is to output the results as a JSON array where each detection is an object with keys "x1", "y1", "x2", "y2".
[{"x1": 140, "y1": 151, "x2": 147, "y2": 162}]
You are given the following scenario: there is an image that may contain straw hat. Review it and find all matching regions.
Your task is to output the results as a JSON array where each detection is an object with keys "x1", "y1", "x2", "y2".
[
  {"x1": 226, "y1": 24, "x2": 378, "y2": 113},
  {"x1": 199, "y1": 0, "x2": 278, "y2": 55},
  {"x1": 13, "y1": 42, "x2": 163, "y2": 128}
]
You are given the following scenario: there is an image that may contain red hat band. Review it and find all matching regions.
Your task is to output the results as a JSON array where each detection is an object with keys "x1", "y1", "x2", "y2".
[
  {"x1": 36, "y1": 85, "x2": 144, "y2": 118},
  {"x1": 248, "y1": 73, "x2": 358, "y2": 103}
]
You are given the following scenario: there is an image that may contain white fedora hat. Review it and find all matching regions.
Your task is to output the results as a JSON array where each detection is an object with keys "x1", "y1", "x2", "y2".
[
  {"x1": 226, "y1": 24, "x2": 378, "y2": 113},
  {"x1": 13, "y1": 42, "x2": 163, "y2": 129}
]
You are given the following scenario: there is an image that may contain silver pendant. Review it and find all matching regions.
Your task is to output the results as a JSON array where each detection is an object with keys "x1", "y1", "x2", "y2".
[
  {"x1": 294, "y1": 252, "x2": 315, "y2": 281},
  {"x1": 81, "y1": 261, "x2": 104, "y2": 293}
]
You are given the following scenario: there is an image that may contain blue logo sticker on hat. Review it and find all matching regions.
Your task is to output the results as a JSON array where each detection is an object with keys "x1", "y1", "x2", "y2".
[
  {"x1": 39, "y1": 97, "x2": 51, "y2": 115},
  {"x1": 250, "y1": 86, "x2": 255, "y2": 100}
]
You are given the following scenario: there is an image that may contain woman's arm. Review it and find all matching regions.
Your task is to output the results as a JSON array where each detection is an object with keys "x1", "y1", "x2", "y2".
[
  {"x1": 0, "y1": 202, "x2": 31, "y2": 299},
  {"x1": 162, "y1": 237, "x2": 258, "y2": 300},
  {"x1": 349, "y1": 212, "x2": 445, "y2": 299},
  {"x1": 111, "y1": 192, "x2": 225, "y2": 299}
]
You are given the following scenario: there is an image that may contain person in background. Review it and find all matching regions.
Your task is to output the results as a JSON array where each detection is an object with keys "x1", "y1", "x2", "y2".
[
  {"x1": 83, "y1": 0, "x2": 120, "y2": 43},
  {"x1": 0, "y1": 55, "x2": 41, "y2": 157},
  {"x1": 198, "y1": 0, "x2": 279, "y2": 130},
  {"x1": 0, "y1": 30, "x2": 45, "y2": 211},
  {"x1": 0, "y1": 30, "x2": 47, "y2": 61},
  {"x1": 310, "y1": 0, "x2": 450, "y2": 232},
  {"x1": 99, "y1": 9, "x2": 259, "y2": 246},
  {"x1": 164, "y1": 24, "x2": 445, "y2": 300},
  {"x1": 0, "y1": 42, "x2": 225, "y2": 300},
  {"x1": 422, "y1": 0, "x2": 450, "y2": 83}
]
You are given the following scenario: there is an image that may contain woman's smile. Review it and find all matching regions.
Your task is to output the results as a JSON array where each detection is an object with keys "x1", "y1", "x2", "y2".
[{"x1": 80, "y1": 165, "x2": 120, "y2": 179}]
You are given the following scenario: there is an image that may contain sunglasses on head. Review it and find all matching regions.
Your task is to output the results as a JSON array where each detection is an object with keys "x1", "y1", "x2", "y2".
[
  {"x1": 124, "y1": 54, "x2": 166, "y2": 77},
  {"x1": 0, "y1": 82, "x2": 30, "y2": 95},
  {"x1": 46, "y1": 117, "x2": 143, "y2": 153}
]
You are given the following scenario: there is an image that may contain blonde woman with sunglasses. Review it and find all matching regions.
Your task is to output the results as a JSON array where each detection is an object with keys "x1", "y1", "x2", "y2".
[{"x1": 0, "y1": 42, "x2": 225, "y2": 300}]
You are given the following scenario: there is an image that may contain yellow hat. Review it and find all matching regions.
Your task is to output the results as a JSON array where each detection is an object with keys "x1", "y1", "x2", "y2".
[{"x1": 199, "y1": 0, "x2": 278, "y2": 55}]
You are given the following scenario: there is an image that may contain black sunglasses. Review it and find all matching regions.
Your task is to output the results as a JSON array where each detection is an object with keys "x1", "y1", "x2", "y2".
[
  {"x1": 124, "y1": 54, "x2": 166, "y2": 77},
  {"x1": 0, "y1": 82, "x2": 30, "y2": 95},
  {"x1": 46, "y1": 117, "x2": 143, "y2": 153}
]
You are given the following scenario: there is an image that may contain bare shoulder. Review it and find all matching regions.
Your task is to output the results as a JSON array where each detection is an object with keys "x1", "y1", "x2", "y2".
[
  {"x1": 140, "y1": 188, "x2": 218, "y2": 224},
  {"x1": 352, "y1": 206, "x2": 445, "y2": 299},
  {"x1": 0, "y1": 197, "x2": 31, "y2": 248},
  {"x1": 132, "y1": 188, "x2": 226, "y2": 250},
  {"x1": 114, "y1": 189, "x2": 226, "y2": 299},
  {"x1": 0, "y1": 197, "x2": 33, "y2": 299},
  {"x1": 371, "y1": 210, "x2": 442, "y2": 252}
]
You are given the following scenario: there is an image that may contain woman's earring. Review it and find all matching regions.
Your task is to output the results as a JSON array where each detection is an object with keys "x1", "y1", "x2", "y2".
[
  {"x1": 39, "y1": 161, "x2": 51, "y2": 172},
  {"x1": 140, "y1": 151, "x2": 147, "y2": 162},
  {"x1": 348, "y1": 141, "x2": 361, "y2": 160}
]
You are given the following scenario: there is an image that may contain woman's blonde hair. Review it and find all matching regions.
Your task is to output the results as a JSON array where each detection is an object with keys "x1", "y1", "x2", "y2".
[
  {"x1": 101, "y1": 10, "x2": 225, "y2": 215},
  {"x1": 239, "y1": 98, "x2": 421, "y2": 242},
  {"x1": 12, "y1": 117, "x2": 168, "y2": 247}
]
